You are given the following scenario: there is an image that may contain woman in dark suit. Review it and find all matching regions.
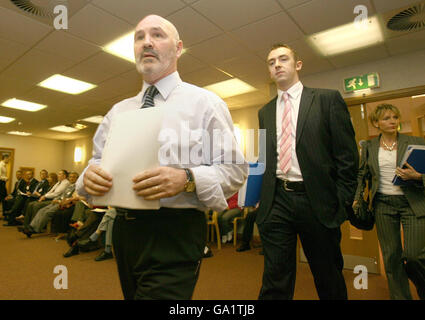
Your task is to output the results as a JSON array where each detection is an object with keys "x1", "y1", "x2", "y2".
[{"x1": 353, "y1": 103, "x2": 425, "y2": 300}]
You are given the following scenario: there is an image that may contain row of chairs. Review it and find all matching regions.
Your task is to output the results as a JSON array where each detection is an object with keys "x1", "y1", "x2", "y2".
[{"x1": 206, "y1": 207, "x2": 250, "y2": 250}]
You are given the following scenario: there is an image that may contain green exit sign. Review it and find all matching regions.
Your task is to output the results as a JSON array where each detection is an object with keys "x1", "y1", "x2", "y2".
[{"x1": 343, "y1": 72, "x2": 380, "y2": 92}]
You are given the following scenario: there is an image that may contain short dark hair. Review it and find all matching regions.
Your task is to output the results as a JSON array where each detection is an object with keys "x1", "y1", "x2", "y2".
[
  {"x1": 1, "y1": 154, "x2": 9, "y2": 160},
  {"x1": 60, "y1": 169, "x2": 69, "y2": 178},
  {"x1": 269, "y1": 43, "x2": 299, "y2": 62}
]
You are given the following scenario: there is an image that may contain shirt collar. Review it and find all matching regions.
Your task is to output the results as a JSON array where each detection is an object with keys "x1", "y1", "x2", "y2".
[
  {"x1": 277, "y1": 81, "x2": 303, "y2": 103},
  {"x1": 141, "y1": 71, "x2": 182, "y2": 101}
]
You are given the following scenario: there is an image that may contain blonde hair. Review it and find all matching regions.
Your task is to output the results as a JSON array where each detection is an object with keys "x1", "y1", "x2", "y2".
[{"x1": 369, "y1": 103, "x2": 401, "y2": 126}]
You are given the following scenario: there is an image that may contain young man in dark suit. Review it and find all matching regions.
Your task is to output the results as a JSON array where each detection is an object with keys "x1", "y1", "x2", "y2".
[{"x1": 256, "y1": 44, "x2": 359, "y2": 300}]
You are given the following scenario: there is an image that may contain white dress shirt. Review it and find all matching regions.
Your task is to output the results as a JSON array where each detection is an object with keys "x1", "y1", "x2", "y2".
[
  {"x1": 44, "y1": 179, "x2": 71, "y2": 199},
  {"x1": 76, "y1": 71, "x2": 248, "y2": 212},
  {"x1": 276, "y1": 81, "x2": 304, "y2": 182},
  {"x1": 0, "y1": 160, "x2": 7, "y2": 182}
]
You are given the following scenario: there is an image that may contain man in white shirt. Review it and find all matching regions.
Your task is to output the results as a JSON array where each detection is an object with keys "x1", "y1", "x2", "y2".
[
  {"x1": 0, "y1": 154, "x2": 10, "y2": 215},
  {"x1": 76, "y1": 15, "x2": 247, "y2": 300}
]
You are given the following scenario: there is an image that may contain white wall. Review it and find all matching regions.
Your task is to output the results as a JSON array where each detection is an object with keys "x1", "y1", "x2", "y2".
[
  {"x1": 0, "y1": 133, "x2": 64, "y2": 187},
  {"x1": 302, "y1": 49, "x2": 425, "y2": 98}
]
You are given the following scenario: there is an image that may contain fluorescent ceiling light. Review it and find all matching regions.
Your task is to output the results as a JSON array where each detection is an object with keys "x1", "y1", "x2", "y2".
[
  {"x1": 307, "y1": 16, "x2": 384, "y2": 56},
  {"x1": 38, "y1": 74, "x2": 96, "y2": 95},
  {"x1": 103, "y1": 32, "x2": 187, "y2": 63},
  {"x1": 7, "y1": 131, "x2": 32, "y2": 136},
  {"x1": 0, "y1": 116, "x2": 15, "y2": 123},
  {"x1": 204, "y1": 78, "x2": 257, "y2": 99},
  {"x1": 1, "y1": 98, "x2": 47, "y2": 112},
  {"x1": 412, "y1": 94, "x2": 425, "y2": 99},
  {"x1": 49, "y1": 125, "x2": 79, "y2": 133},
  {"x1": 81, "y1": 115, "x2": 104, "y2": 124},
  {"x1": 103, "y1": 31, "x2": 135, "y2": 63}
]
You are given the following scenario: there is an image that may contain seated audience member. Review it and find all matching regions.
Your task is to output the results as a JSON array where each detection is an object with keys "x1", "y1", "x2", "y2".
[
  {"x1": 63, "y1": 208, "x2": 105, "y2": 258},
  {"x1": 15, "y1": 170, "x2": 51, "y2": 222},
  {"x1": 78, "y1": 207, "x2": 116, "y2": 261},
  {"x1": 21, "y1": 172, "x2": 79, "y2": 237},
  {"x1": 50, "y1": 196, "x2": 88, "y2": 238},
  {"x1": 2, "y1": 170, "x2": 24, "y2": 217},
  {"x1": 20, "y1": 170, "x2": 69, "y2": 232},
  {"x1": 0, "y1": 154, "x2": 10, "y2": 215},
  {"x1": 218, "y1": 192, "x2": 243, "y2": 243},
  {"x1": 236, "y1": 204, "x2": 260, "y2": 252},
  {"x1": 4, "y1": 170, "x2": 39, "y2": 226}
]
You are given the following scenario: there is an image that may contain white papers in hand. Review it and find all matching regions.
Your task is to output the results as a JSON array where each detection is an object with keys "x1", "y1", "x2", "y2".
[{"x1": 92, "y1": 107, "x2": 164, "y2": 210}]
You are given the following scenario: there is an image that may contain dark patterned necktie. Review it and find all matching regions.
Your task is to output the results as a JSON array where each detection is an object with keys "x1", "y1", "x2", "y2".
[{"x1": 141, "y1": 85, "x2": 159, "y2": 108}]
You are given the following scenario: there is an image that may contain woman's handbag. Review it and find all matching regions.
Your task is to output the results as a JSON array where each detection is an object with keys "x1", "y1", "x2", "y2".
[
  {"x1": 349, "y1": 187, "x2": 375, "y2": 230},
  {"x1": 348, "y1": 142, "x2": 375, "y2": 231}
]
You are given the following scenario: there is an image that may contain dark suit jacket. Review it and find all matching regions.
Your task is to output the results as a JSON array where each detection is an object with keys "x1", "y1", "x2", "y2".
[
  {"x1": 11, "y1": 179, "x2": 26, "y2": 197},
  {"x1": 32, "y1": 179, "x2": 50, "y2": 196},
  {"x1": 257, "y1": 86, "x2": 359, "y2": 229},
  {"x1": 23, "y1": 178, "x2": 39, "y2": 195},
  {"x1": 355, "y1": 133, "x2": 425, "y2": 217}
]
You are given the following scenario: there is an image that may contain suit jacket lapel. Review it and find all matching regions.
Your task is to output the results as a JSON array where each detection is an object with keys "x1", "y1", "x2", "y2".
[
  {"x1": 396, "y1": 133, "x2": 409, "y2": 167},
  {"x1": 265, "y1": 97, "x2": 277, "y2": 149},
  {"x1": 370, "y1": 137, "x2": 380, "y2": 175},
  {"x1": 296, "y1": 87, "x2": 314, "y2": 145}
]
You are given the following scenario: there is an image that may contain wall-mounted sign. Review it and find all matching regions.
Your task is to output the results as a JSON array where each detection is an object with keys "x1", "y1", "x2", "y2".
[{"x1": 343, "y1": 72, "x2": 380, "y2": 92}]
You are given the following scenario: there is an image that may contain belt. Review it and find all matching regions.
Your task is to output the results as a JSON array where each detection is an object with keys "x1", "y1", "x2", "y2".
[
  {"x1": 115, "y1": 207, "x2": 203, "y2": 221},
  {"x1": 278, "y1": 179, "x2": 306, "y2": 192}
]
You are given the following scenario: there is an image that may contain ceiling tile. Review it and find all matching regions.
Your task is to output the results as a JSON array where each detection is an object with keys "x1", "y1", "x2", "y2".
[
  {"x1": 62, "y1": 51, "x2": 134, "y2": 84},
  {"x1": 214, "y1": 55, "x2": 269, "y2": 87},
  {"x1": 35, "y1": 30, "x2": 101, "y2": 62},
  {"x1": 0, "y1": 6, "x2": 52, "y2": 45},
  {"x1": 327, "y1": 44, "x2": 389, "y2": 69},
  {"x1": 168, "y1": 6, "x2": 223, "y2": 47},
  {"x1": 178, "y1": 53, "x2": 208, "y2": 75},
  {"x1": 372, "y1": 0, "x2": 421, "y2": 13},
  {"x1": 277, "y1": 0, "x2": 313, "y2": 9},
  {"x1": 231, "y1": 11, "x2": 304, "y2": 55},
  {"x1": 288, "y1": 0, "x2": 374, "y2": 34},
  {"x1": 181, "y1": 67, "x2": 232, "y2": 87},
  {"x1": 192, "y1": 0, "x2": 282, "y2": 31},
  {"x1": 67, "y1": 4, "x2": 133, "y2": 47},
  {"x1": 187, "y1": 33, "x2": 248, "y2": 65},
  {"x1": 385, "y1": 29, "x2": 425, "y2": 56},
  {"x1": 0, "y1": 38, "x2": 30, "y2": 71},
  {"x1": 91, "y1": 0, "x2": 187, "y2": 25},
  {"x1": 0, "y1": 49, "x2": 76, "y2": 88}
]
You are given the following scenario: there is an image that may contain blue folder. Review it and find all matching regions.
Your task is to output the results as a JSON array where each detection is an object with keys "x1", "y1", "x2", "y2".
[
  {"x1": 238, "y1": 162, "x2": 264, "y2": 207},
  {"x1": 392, "y1": 145, "x2": 425, "y2": 186}
]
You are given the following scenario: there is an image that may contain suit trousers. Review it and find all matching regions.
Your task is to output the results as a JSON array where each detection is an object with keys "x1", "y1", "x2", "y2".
[
  {"x1": 374, "y1": 193, "x2": 425, "y2": 300},
  {"x1": 24, "y1": 200, "x2": 51, "y2": 228},
  {"x1": 112, "y1": 207, "x2": 207, "y2": 300},
  {"x1": 258, "y1": 182, "x2": 347, "y2": 300},
  {"x1": 30, "y1": 202, "x2": 60, "y2": 232}
]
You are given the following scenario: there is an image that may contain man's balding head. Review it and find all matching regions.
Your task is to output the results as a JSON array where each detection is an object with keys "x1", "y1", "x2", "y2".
[{"x1": 134, "y1": 15, "x2": 183, "y2": 84}]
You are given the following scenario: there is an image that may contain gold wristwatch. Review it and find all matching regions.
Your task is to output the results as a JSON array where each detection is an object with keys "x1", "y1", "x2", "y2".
[{"x1": 183, "y1": 168, "x2": 196, "y2": 192}]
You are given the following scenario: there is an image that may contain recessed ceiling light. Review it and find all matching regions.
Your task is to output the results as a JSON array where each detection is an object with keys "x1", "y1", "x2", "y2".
[
  {"x1": 412, "y1": 94, "x2": 425, "y2": 99},
  {"x1": 38, "y1": 74, "x2": 97, "y2": 95},
  {"x1": 0, "y1": 116, "x2": 15, "y2": 123},
  {"x1": 204, "y1": 78, "x2": 257, "y2": 99},
  {"x1": 307, "y1": 16, "x2": 384, "y2": 57},
  {"x1": 80, "y1": 115, "x2": 104, "y2": 124},
  {"x1": 1, "y1": 98, "x2": 47, "y2": 112},
  {"x1": 49, "y1": 125, "x2": 79, "y2": 133},
  {"x1": 103, "y1": 31, "x2": 187, "y2": 63},
  {"x1": 7, "y1": 131, "x2": 32, "y2": 136},
  {"x1": 103, "y1": 31, "x2": 135, "y2": 63}
]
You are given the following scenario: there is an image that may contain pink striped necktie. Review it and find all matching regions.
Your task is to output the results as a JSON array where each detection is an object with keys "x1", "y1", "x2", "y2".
[{"x1": 279, "y1": 92, "x2": 292, "y2": 174}]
